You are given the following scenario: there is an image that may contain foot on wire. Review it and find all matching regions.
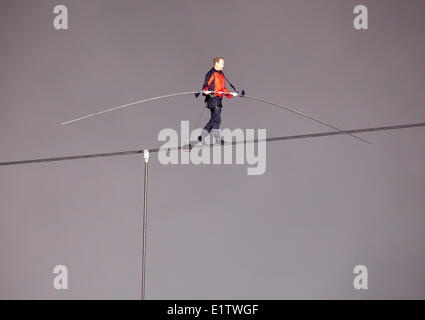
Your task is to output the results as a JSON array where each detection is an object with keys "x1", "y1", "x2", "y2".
[{"x1": 214, "y1": 137, "x2": 225, "y2": 145}]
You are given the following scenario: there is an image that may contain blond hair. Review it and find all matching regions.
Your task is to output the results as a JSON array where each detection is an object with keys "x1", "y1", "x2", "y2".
[{"x1": 213, "y1": 57, "x2": 224, "y2": 65}]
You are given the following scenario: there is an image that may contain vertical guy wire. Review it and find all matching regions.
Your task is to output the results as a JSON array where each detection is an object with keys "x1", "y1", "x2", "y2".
[{"x1": 141, "y1": 150, "x2": 149, "y2": 300}]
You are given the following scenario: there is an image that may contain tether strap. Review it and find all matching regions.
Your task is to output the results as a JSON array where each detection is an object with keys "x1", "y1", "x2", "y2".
[{"x1": 222, "y1": 73, "x2": 238, "y2": 92}]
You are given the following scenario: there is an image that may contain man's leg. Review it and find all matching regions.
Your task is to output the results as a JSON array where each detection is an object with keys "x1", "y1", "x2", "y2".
[
  {"x1": 199, "y1": 108, "x2": 213, "y2": 142},
  {"x1": 199, "y1": 99, "x2": 218, "y2": 142},
  {"x1": 202, "y1": 109, "x2": 214, "y2": 133},
  {"x1": 211, "y1": 106, "x2": 223, "y2": 143}
]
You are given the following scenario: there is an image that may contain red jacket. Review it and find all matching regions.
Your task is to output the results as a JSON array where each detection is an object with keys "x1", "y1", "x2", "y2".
[{"x1": 202, "y1": 68, "x2": 233, "y2": 98}]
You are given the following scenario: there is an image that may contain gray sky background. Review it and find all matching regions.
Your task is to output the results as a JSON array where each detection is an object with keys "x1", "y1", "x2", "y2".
[{"x1": 1, "y1": 0, "x2": 425, "y2": 299}]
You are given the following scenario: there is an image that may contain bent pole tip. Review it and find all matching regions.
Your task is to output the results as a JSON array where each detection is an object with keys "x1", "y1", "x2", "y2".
[
  {"x1": 242, "y1": 95, "x2": 371, "y2": 145},
  {"x1": 62, "y1": 113, "x2": 97, "y2": 125}
]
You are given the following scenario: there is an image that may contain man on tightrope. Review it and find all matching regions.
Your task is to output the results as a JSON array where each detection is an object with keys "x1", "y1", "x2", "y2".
[{"x1": 198, "y1": 57, "x2": 238, "y2": 144}]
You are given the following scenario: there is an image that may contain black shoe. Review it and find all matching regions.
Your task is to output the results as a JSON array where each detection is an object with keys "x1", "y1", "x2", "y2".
[
  {"x1": 214, "y1": 137, "x2": 225, "y2": 145},
  {"x1": 182, "y1": 143, "x2": 192, "y2": 151}
]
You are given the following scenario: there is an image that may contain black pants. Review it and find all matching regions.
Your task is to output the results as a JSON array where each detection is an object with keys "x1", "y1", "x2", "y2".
[{"x1": 202, "y1": 97, "x2": 223, "y2": 137}]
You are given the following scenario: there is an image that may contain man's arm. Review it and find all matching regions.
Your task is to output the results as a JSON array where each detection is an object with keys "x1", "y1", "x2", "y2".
[
  {"x1": 221, "y1": 87, "x2": 234, "y2": 99},
  {"x1": 221, "y1": 87, "x2": 239, "y2": 98},
  {"x1": 220, "y1": 71, "x2": 238, "y2": 98},
  {"x1": 202, "y1": 71, "x2": 214, "y2": 94}
]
